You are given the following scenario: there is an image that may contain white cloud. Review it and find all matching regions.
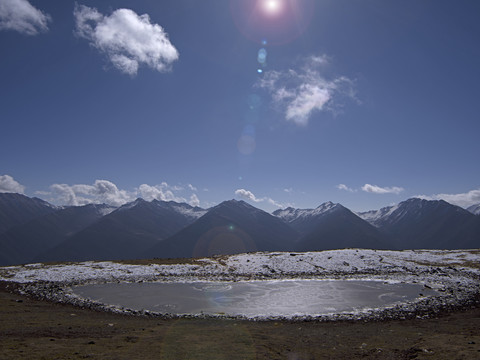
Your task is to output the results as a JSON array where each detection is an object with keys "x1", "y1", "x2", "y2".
[
  {"x1": 51, "y1": 180, "x2": 133, "y2": 207},
  {"x1": 37, "y1": 179, "x2": 202, "y2": 207},
  {"x1": 235, "y1": 189, "x2": 261, "y2": 202},
  {"x1": 257, "y1": 55, "x2": 355, "y2": 126},
  {"x1": 74, "y1": 4, "x2": 178, "y2": 76},
  {"x1": 0, "y1": 0, "x2": 50, "y2": 35},
  {"x1": 361, "y1": 184, "x2": 404, "y2": 195},
  {"x1": 336, "y1": 184, "x2": 356, "y2": 193},
  {"x1": 0, "y1": 174, "x2": 25, "y2": 194},
  {"x1": 234, "y1": 188, "x2": 285, "y2": 209},
  {"x1": 189, "y1": 193, "x2": 200, "y2": 207},
  {"x1": 416, "y1": 189, "x2": 480, "y2": 208},
  {"x1": 138, "y1": 183, "x2": 186, "y2": 203},
  {"x1": 266, "y1": 197, "x2": 284, "y2": 208}
]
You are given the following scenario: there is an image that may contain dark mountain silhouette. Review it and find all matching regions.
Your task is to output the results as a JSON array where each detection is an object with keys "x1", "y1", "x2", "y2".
[
  {"x1": 0, "y1": 203, "x2": 114, "y2": 266},
  {"x1": 34, "y1": 199, "x2": 206, "y2": 263},
  {"x1": 359, "y1": 198, "x2": 479, "y2": 249},
  {"x1": 0, "y1": 193, "x2": 57, "y2": 234},
  {"x1": 0, "y1": 194, "x2": 478, "y2": 266},
  {"x1": 145, "y1": 200, "x2": 299, "y2": 259},
  {"x1": 275, "y1": 202, "x2": 388, "y2": 251}
]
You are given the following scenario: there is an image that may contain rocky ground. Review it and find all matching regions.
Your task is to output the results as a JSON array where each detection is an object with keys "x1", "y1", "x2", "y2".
[{"x1": 1, "y1": 249, "x2": 480, "y2": 359}]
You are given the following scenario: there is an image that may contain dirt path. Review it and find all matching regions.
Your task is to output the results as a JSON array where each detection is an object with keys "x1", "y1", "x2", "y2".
[{"x1": 1, "y1": 284, "x2": 479, "y2": 360}]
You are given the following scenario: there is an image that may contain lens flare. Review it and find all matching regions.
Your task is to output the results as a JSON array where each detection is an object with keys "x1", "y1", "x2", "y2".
[
  {"x1": 257, "y1": 48, "x2": 267, "y2": 64},
  {"x1": 237, "y1": 134, "x2": 256, "y2": 155},
  {"x1": 192, "y1": 226, "x2": 256, "y2": 258}
]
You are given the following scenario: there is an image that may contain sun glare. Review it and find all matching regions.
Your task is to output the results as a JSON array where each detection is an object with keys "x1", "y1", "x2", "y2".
[
  {"x1": 230, "y1": 0, "x2": 315, "y2": 45},
  {"x1": 261, "y1": 0, "x2": 284, "y2": 16}
]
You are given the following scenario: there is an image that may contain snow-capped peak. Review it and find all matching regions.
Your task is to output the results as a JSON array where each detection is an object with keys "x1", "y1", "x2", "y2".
[
  {"x1": 168, "y1": 202, "x2": 207, "y2": 219},
  {"x1": 273, "y1": 201, "x2": 340, "y2": 222},
  {"x1": 357, "y1": 204, "x2": 400, "y2": 227}
]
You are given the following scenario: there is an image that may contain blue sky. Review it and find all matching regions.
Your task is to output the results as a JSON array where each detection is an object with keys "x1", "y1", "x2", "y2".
[{"x1": 1, "y1": 0, "x2": 479, "y2": 212}]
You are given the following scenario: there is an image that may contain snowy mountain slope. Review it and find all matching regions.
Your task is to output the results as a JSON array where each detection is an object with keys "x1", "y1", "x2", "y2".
[
  {"x1": 273, "y1": 201, "x2": 340, "y2": 235},
  {"x1": 467, "y1": 203, "x2": 480, "y2": 215},
  {"x1": 273, "y1": 201, "x2": 337, "y2": 225}
]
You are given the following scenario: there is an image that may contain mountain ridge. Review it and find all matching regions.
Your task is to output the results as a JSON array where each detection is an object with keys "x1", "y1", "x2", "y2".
[
  {"x1": 144, "y1": 199, "x2": 299, "y2": 259},
  {"x1": 1, "y1": 193, "x2": 479, "y2": 265}
]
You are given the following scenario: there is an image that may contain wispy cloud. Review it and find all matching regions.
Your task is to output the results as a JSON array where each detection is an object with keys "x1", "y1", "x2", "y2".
[
  {"x1": 234, "y1": 188, "x2": 284, "y2": 208},
  {"x1": 336, "y1": 184, "x2": 356, "y2": 193},
  {"x1": 187, "y1": 184, "x2": 198, "y2": 192},
  {"x1": 74, "y1": 4, "x2": 178, "y2": 76},
  {"x1": 0, "y1": 174, "x2": 25, "y2": 194},
  {"x1": 361, "y1": 184, "x2": 404, "y2": 195},
  {"x1": 0, "y1": 0, "x2": 50, "y2": 35},
  {"x1": 257, "y1": 55, "x2": 356, "y2": 126},
  {"x1": 416, "y1": 189, "x2": 480, "y2": 208}
]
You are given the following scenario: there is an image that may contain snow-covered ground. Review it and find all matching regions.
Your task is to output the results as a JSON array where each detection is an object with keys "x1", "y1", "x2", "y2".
[
  {"x1": 1, "y1": 249, "x2": 478, "y2": 284},
  {"x1": 1, "y1": 249, "x2": 479, "y2": 321}
]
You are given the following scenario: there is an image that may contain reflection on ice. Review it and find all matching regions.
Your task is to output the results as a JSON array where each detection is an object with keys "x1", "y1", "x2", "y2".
[{"x1": 73, "y1": 280, "x2": 438, "y2": 318}]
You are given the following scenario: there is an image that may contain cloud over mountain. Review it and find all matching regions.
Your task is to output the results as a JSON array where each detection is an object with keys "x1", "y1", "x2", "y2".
[
  {"x1": 417, "y1": 189, "x2": 480, "y2": 209},
  {"x1": 0, "y1": 0, "x2": 50, "y2": 35},
  {"x1": 74, "y1": 4, "x2": 178, "y2": 75},
  {"x1": 51, "y1": 180, "x2": 132, "y2": 207},
  {"x1": 0, "y1": 175, "x2": 25, "y2": 194},
  {"x1": 44, "y1": 180, "x2": 200, "y2": 208},
  {"x1": 235, "y1": 189, "x2": 284, "y2": 208}
]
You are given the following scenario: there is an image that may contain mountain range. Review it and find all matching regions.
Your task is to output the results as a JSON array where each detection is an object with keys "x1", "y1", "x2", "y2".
[{"x1": 0, "y1": 192, "x2": 479, "y2": 266}]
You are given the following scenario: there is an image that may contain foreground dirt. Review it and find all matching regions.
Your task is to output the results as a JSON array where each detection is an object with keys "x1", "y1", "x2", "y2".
[{"x1": 1, "y1": 284, "x2": 479, "y2": 360}]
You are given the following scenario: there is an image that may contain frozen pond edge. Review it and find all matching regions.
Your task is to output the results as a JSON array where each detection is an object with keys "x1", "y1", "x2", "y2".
[{"x1": 1, "y1": 249, "x2": 479, "y2": 322}]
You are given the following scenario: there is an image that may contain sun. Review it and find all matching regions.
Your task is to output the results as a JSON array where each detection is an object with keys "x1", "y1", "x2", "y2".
[
  {"x1": 260, "y1": 0, "x2": 284, "y2": 16},
  {"x1": 230, "y1": 0, "x2": 315, "y2": 45}
]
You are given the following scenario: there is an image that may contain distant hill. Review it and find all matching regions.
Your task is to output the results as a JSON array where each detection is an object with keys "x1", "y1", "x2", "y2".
[
  {"x1": 34, "y1": 199, "x2": 206, "y2": 263},
  {"x1": 275, "y1": 202, "x2": 388, "y2": 251},
  {"x1": 145, "y1": 200, "x2": 299, "y2": 258},
  {"x1": 358, "y1": 198, "x2": 479, "y2": 249}
]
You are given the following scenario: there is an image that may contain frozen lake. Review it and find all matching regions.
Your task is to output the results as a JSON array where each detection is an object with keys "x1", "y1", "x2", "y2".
[{"x1": 72, "y1": 280, "x2": 438, "y2": 318}]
